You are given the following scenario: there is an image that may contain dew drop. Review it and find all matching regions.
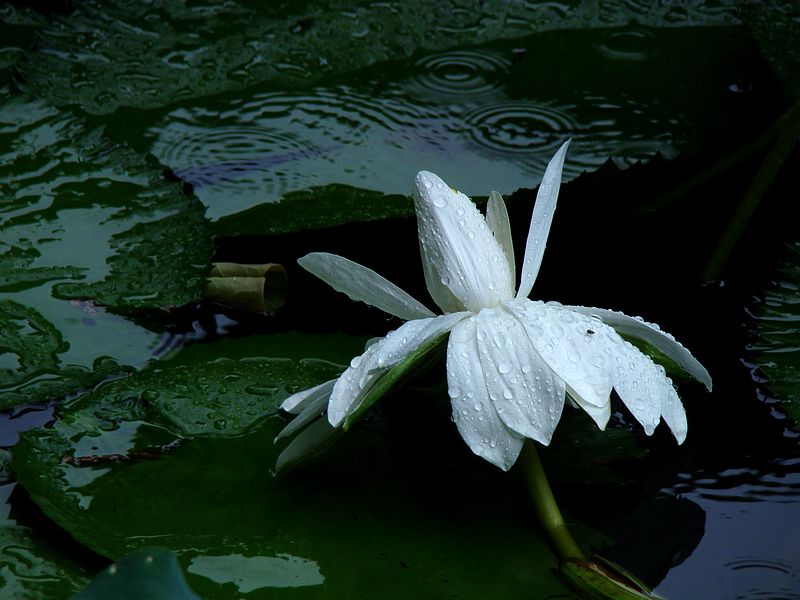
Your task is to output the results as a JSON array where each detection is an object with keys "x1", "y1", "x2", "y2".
[{"x1": 498, "y1": 362, "x2": 512, "y2": 374}]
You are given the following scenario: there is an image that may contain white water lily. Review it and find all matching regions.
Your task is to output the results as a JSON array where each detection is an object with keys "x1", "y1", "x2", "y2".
[{"x1": 277, "y1": 141, "x2": 711, "y2": 471}]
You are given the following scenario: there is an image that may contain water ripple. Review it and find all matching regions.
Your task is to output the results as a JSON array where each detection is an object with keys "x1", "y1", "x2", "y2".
[
  {"x1": 462, "y1": 101, "x2": 579, "y2": 154},
  {"x1": 408, "y1": 49, "x2": 511, "y2": 100},
  {"x1": 720, "y1": 557, "x2": 800, "y2": 599}
]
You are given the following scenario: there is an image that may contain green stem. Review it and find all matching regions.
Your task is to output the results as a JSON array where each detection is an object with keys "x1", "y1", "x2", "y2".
[
  {"x1": 519, "y1": 440, "x2": 585, "y2": 561},
  {"x1": 703, "y1": 100, "x2": 800, "y2": 281}
]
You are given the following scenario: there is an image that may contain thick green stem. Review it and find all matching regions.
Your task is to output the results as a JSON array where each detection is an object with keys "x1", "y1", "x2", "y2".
[{"x1": 519, "y1": 440, "x2": 584, "y2": 561}]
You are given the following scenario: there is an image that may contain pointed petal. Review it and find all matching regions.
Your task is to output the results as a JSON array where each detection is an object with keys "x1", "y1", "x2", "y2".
[
  {"x1": 298, "y1": 252, "x2": 435, "y2": 321},
  {"x1": 486, "y1": 191, "x2": 516, "y2": 290},
  {"x1": 566, "y1": 387, "x2": 611, "y2": 430},
  {"x1": 327, "y1": 342, "x2": 386, "y2": 427},
  {"x1": 474, "y1": 308, "x2": 565, "y2": 445},
  {"x1": 516, "y1": 140, "x2": 570, "y2": 299},
  {"x1": 275, "y1": 391, "x2": 330, "y2": 442},
  {"x1": 413, "y1": 171, "x2": 515, "y2": 313},
  {"x1": 280, "y1": 379, "x2": 336, "y2": 414},
  {"x1": 275, "y1": 417, "x2": 342, "y2": 473},
  {"x1": 659, "y1": 380, "x2": 688, "y2": 444},
  {"x1": 586, "y1": 324, "x2": 677, "y2": 437},
  {"x1": 566, "y1": 306, "x2": 712, "y2": 391},
  {"x1": 375, "y1": 311, "x2": 471, "y2": 368},
  {"x1": 506, "y1": 300, "x2": 614, "y2": 411},
  {"x1": 446, "y1": 316, "x2": 524, "y2": 471},
  {"x1": 327, "y1": 313, "x2": 469, "y2": 427}
]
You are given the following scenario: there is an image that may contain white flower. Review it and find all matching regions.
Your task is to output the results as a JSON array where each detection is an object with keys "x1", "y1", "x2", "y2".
[{"x1": 277, "y1": 141, "x2": 712, "y2": 471}]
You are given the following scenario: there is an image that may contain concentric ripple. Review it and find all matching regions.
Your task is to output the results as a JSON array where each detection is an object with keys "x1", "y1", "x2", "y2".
[
  {"x1": 462, "y1": 102, "x2": 579, "y2": 154},
  {"x1": 409, "y1": 49, "x2": 511, "y2": 100},
  {"x1": 156, "y1": 126, "x2": 321, "y2": 190},
  {"x1": 149, "y1": 85, "x2": 448, "y2": 218},
  {"x1": 719, "y1": 557, "x2": 800, "y2": 599}
]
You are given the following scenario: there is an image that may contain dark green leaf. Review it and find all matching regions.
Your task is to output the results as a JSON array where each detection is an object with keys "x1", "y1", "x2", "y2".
[
  {"x1": 741, "y1": 0, "x2": 800, "y2": 98},
  {"x1": 0, "y1": 91, "x2": 213, "y2": 407},
  {"x1": 13, "y1": 355, "x2": 572, "y2": 599}
]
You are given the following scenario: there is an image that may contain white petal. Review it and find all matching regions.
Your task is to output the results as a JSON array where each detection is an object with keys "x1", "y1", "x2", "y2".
[
  {"x1": 413, "y1": 171, "x2": 515, "y2": 313},
  {"x1": 275, "y1": 391, "x2": 330, "y2": 442},
  {"x1": 659, "y1": 380, "x2": 688, "y2": 444},
  {"x1": 516, "y1": 140, "x2": 570, "y2": 299},
  {"x1": 375, "y1": 311, "x2": 471, "y2": 368},
  {"x1": 327, "y1": 342, "x2": 387, "y2": 426},
  {"x1": 275, "y1": 417, "x2": 341, "y2": 473},
  {"x1": 566, "y1": 306, "x2": 712, "y2": 391},
  {"x1": 566, "y1": 387, "x2": 611, "y2": 430},
  {"x1": 280, "y1": 379, "x2": 336, "y2": 414},
  {"x1": 506, "y1": 300, "x2": 614, "y2": 412},
  {"x1": 601, "y1": 330, "x2": 670, "y2": 437},
  {"x1": 327, "y1": 314, "x2": 468, "y2": 427},
  {"x1": 298, "y1": 252, "x2": 435, "y2": 321},
  {"x1": 446, "y1": 316, "x2": 524, "y2": 471},
  {"x1": 474, "y1": 308, "x2": 565, "y2": 445},
  {"x1": 486, "y1": 191, "x2": 516, "y2": 290}
]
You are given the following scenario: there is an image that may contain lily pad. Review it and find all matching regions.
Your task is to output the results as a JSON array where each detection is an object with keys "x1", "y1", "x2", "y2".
[
  {"x1": 15, "y1": 1, "x2": 737, "y2": 115},
  {"x1": 0, "y1": 460, "x2": 91, "y2": 600},
  {"x1": 0, "y1": 517, "x2": 90, "y2": 599},
  {"x1": 12, "y1": 356, "x2": 575, "y2": 599},
  {"x1": 0, "y1": 299, "x2": 131, "y2": 411},
  {"x1": 741, "y1": 0, "x2": 800, "y2": 98},
  {"x1": 0, "y1": 89, "x2": 213, "y2": 407}
]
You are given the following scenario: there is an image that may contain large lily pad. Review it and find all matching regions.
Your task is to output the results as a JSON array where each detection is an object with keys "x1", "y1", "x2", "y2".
[
  {"x1": 0, "y1": 87, "x2": 213, "y2": 407},
  {"x1": 12, "y1": 355, "x2": 576, "y2": 599},
  {"x1": 13, "y1": 1, "x2": 737, "y2": 115},
  {"x1": 0, "y1": 449, "x2": 91, "y2": 599}
]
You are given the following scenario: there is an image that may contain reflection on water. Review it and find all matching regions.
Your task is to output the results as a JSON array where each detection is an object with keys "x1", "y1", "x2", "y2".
[{"x1": 187, "y1": 553, "x2": 324, "y2": 592}]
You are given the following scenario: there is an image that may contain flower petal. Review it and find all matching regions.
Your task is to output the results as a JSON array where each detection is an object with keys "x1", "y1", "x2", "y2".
[
  {"x1": 506, "y1": 300, "x2": 614, "y2": 411},
  {"x1": 275, "y1": 417, "x2": 342, "y2": 473},
  {"x1": 474, "y1": 308, "x2": 565, "y2": 445},
  {"x1": 298, "y1": 252, "x2": 435, "y2": 321},
  {"x1": 486, "y1": 191, "x2": 516, "y2": 290},
  {"x1": 446, "y1": 316, "x2": 524, "y2": 471},
  {"x1": 327, "y1": 342, "x2": 386, "y2": 426},
  {"x1": 659, "y1": 380, "x2": 688, "y2": 444},
  {"x1": 328, "y1": 313, "x2": 469, "y2": 426},
  {"x1": 516, "y1": 140, "x2": 570, "y2": 299},
  {"x1": 413, "y1": 171, "x2": 515, "y2": 313},
  {"x1": 566, "y1": 306, "x2": 712, "y2": 391},
  {"x1": 606, "y1": 336, "x2": 673, "y2": 437},
  {"x1": 275, "y1": 390, "x2": 330, "y2": 442},
  {"x1": 280, "y1": 379, "x2": 337, "y2": 414},
  {"x1": 375, "y1": 311, "x2": 471, "y2": 368}
]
